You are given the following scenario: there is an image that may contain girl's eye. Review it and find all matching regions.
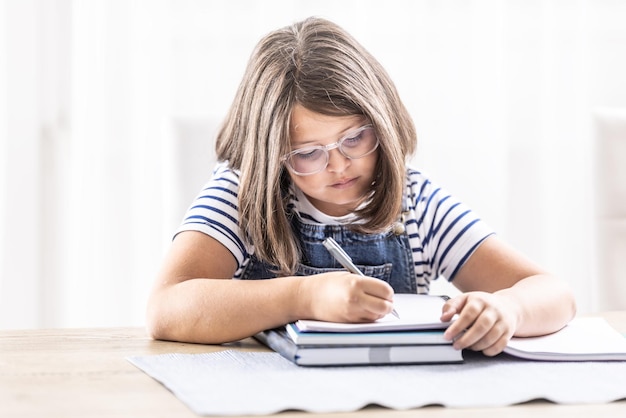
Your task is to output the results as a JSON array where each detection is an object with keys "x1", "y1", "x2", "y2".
[
  {"x1": 342, "y1": 132, "x2": 364, "y2": 148},
  {"x1": 294, "y1": 148, "x2": 324, "y2": 160}
]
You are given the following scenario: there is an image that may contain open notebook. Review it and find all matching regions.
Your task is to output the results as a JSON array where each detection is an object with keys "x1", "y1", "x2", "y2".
[
  {"x1": 293, "y1": 294, "x2": 451, "y2": 333},
  {"x1": 504, "y1": 316, "x2": 626, "y2": 361}
]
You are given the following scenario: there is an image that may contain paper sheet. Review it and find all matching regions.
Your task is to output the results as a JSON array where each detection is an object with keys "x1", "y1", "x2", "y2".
[
  {"x1": 128, "y1": 350, "x2": 626, "y2": 416},
  {"x1": 505, "y1": 317, "x2": 626, "y2": 360}
]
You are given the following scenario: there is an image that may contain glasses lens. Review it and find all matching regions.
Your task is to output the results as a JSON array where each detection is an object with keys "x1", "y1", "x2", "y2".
[
  {"x1": 339, "y1": 126, "x2": 378, "y2": 158},
  {"x1": 287, "y1": 148, "x2": 328, "y2": 175}
]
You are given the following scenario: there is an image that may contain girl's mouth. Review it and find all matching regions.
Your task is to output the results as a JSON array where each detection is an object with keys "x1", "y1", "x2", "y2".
[{"x1": 331, "y1": 177, "x2": 358, "y2": 189}]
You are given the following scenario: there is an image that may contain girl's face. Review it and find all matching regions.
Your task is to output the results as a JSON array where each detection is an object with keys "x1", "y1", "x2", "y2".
[{"x1": 286, "y1": 104, "x2": 378, "y2": 217}]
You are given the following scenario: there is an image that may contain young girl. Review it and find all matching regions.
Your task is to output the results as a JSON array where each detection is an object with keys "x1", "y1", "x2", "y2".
[{"x1": 146, "y1": 17, "x2": 576, "y2": 356}]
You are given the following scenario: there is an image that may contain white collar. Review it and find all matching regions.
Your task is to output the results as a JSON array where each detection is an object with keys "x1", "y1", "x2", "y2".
[{"x1": 293, "y1": 187, "x2": 363, "y2": 225}]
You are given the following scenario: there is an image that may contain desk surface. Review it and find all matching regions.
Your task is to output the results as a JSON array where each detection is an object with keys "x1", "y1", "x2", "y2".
[{"x1": 1, "y1": 312, "x2": 625, "y2": 418}]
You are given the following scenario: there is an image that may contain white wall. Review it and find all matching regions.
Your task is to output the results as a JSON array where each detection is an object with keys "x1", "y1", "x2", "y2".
[
  {"x1": 1, "y1": 0, "x2": 626, "y2": 329},
  {"x1": 594, "y1": 108, "x2": 626, "y2": 310}
]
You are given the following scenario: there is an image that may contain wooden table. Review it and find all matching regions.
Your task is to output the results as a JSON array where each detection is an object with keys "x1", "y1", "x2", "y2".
[{"x1": 1, "y1": 312, "x2": 626, "y2": 417}]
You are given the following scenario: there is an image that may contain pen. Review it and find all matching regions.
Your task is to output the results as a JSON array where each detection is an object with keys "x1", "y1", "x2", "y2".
[{"x1": 322, "y1": 237, "x2": 400, "y2": 319}]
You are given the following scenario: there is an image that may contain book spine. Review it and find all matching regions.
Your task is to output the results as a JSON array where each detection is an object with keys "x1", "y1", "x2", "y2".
[{"x1": 254, "y1": 329, "x2": 299, "y2": 363}]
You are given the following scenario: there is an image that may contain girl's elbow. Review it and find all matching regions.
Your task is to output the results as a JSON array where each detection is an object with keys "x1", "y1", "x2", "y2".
[
  {"x1": 145, "y1": 314, "x2": 164, "y2": 341},
  {"x1": 145, "y1": 297, "x2": 173, "y2": 341}
]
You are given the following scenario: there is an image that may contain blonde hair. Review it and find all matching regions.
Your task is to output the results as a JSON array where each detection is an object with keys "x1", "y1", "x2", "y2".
[{"x1": 216, "y1": 17, "x2": 417, "y2": 275}]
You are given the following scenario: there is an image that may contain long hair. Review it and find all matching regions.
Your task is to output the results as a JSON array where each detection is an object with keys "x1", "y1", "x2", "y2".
[{"x1": 215, "y1": 17, "x2": 417, "y2": 275}]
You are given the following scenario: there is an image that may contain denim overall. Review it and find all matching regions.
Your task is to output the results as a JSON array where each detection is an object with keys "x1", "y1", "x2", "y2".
[{"x1": 240, "y1": 199, "x2": 416, "y2": 294}]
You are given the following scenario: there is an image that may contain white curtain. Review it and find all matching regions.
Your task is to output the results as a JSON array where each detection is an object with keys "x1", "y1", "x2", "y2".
[{"x1": 1, "y1": 0, "x2": 625, "y2": 329}]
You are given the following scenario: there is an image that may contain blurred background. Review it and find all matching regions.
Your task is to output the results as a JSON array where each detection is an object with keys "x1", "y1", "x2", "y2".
[{"x1": 1, "y1": 0, "x2": 625, "y2": 329}]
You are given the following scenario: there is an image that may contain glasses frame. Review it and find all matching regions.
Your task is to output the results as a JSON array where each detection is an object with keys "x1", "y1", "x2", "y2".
[{"x1": 282, "y1": 124, "x2": 379, "y2": 176}]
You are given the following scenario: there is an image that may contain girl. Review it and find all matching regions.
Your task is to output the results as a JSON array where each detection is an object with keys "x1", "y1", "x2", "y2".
[{"x1": 146, "y1": 17, "x2": 576, "y2": 356}]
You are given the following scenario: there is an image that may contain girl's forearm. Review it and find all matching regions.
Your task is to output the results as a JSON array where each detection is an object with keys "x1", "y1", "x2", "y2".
[
  {"x1": 146, "y1": 276, "x2": 307, "y2": 344},
  {"x1": 495, "y1": 274, "x2": 577, "y2": 337}
]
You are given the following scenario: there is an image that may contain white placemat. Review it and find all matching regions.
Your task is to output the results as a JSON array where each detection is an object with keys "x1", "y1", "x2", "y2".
[{"x1": 128, "y1": 350, "x2": 626, "y2": 416}]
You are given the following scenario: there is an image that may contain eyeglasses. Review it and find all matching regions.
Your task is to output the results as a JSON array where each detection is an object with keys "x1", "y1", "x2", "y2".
[{"x1": 282, "y1": 125, "x2": 379, "y2": 176}]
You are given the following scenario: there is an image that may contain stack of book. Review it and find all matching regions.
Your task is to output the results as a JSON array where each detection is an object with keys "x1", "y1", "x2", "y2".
[
  {"x1": 255, "y1": 294, "x2": 462, "y2": 366},
  {"x1": 256, "y1": 293, "x2": 626, "y2": 366}
]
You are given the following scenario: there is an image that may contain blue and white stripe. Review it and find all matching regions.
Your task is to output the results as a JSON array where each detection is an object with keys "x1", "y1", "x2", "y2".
[
  {"x1": 404, "y1": 168, "x2": 493, "y2": 292},
  {"x1": 176, "y1": 162, "x2": 494, "y2": 287}
]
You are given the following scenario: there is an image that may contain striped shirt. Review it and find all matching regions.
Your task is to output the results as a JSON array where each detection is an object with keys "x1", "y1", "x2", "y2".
[{"x1": 176, "y1": 161, "x2": 494, "y2": 291}]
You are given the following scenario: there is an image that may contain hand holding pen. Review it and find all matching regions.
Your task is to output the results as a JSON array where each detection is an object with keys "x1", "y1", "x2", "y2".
[{"x1": 323, "y1": 237, "x2": 400, "y2": 319}]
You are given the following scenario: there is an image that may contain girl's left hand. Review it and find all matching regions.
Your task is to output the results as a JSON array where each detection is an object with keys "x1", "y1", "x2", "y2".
[{"x1": 440, "y1": 291, "x2": 519, "y2": 356}]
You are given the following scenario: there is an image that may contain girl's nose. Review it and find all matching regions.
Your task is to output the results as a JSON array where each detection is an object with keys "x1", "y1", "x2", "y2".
[{"x1": 326, "y1": 147, "x2": 350, "y2": 173}]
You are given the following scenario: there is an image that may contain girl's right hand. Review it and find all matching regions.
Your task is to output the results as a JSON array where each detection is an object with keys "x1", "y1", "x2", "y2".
[{"x1": 298, "y1": 271, "x2": 396, "y2": 323}]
